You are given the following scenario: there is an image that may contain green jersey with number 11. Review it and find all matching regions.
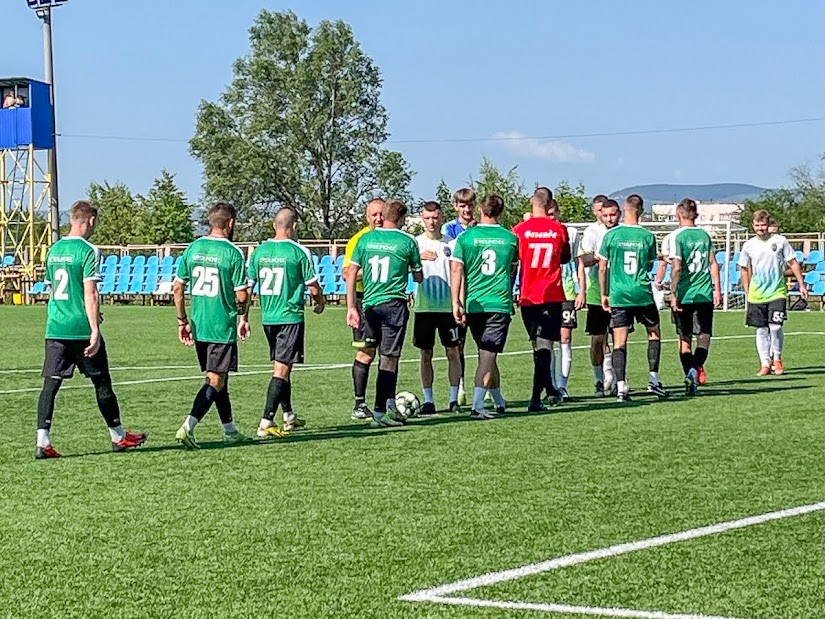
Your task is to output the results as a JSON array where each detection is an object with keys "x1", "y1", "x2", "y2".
[
  {"x1": 671, "y1": 227, "x2": 714, "y2": 304},
  {"x1": 44, "y1": 237, "x2": 101, "y2": 340},
  {"x1": 175, "y1": 236, "x2": 247, "y2": 343},
  {"x1": 349, "y1": 228, "x2": 422, "y2": 309},
  {"x1": 451, "y1": 223, "x2": 519, "y2": 314},
  {"x1": 247, "y1": 239, "x2": 318, "y2": 325},
  {"x1": 596, "y1": 224, "x2": 657, "y2": 307}
]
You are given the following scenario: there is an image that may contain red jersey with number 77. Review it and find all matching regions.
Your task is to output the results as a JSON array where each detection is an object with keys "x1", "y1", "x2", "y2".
[{"x1": 513, "y1": 216, "x2": 570, "y2": 305}]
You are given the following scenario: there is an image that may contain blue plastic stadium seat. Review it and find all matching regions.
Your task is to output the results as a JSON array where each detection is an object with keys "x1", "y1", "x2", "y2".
[
  {"x1": 804, "y1": 271, "x2": 819, "y2": 286},
  {"x1": 804, "y1": 250, "x2": 823, "y2": 265}
]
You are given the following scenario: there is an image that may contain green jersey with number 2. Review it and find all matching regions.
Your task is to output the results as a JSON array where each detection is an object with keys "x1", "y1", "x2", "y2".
[
  {"x1": 671, "y1": 227, "x2": 714, "y2": 304},
  {"x1": 452, "y1": 223, "x2": 519, "y2": 314},
  {"x1": 349, "y1": 228, "x2": 422, "y2": 309},
  {"x1": 44, "y1": 237, "x2": 101, "y2": 340},
  {"x1": 247, "y1": 239, "x2": 318, "y2": 325},
  {"x1": 596, "y1": 224, "x2": 657, "y2": 308},
  {"x1": 175, "y1": 236, "x2": 247, "y2": 343}
]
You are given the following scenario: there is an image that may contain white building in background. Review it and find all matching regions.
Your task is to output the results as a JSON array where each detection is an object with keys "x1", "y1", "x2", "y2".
[{"x1": 652, "y1": 202, "x2": 743, "y2": 223}]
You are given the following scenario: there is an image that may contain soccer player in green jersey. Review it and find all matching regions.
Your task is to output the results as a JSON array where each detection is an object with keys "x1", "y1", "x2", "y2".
[
  {"x1": 243, "y1": 206, "x2": 325, "y2": 436},
  {"x1": 173, "y1": 203, "x2": 251, "y2": 449},
  {"x1": 597, "y1": 195, "x2": 667, "y2": 402},
  {"x1": 738, "y1": 209, "x2": 807, "y2": 376},
  {"x1": 346, "y1": 200, "x2": 423, "y2": 427},
  {"x1": 450, "y1": 194, "x2": 519, "y2": 419},
  {"x1": 668, "y1": 198, "x2": 722, "y2": 395},
  {"x1": 35, "y1": 200, "x2": 147, "y2": 459}
]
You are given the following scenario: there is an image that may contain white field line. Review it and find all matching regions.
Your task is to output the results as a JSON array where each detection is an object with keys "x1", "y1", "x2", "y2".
[
  {"x1": 0, "y1": 331, "x2": 822, "y2": 396},
  {"x1": 399, "y1": 501, "x2": 825, "y2": 619}
]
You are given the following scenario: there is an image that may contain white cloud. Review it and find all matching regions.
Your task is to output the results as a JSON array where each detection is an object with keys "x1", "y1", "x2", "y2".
[{"x1": 493, "y1": 131, "x2": 595, "y2": 163}]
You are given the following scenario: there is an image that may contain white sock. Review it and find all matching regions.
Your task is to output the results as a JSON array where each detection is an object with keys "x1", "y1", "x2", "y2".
[
  {"x1": 108, "y1": 425, "x2": 125, "y2": 442},
  {"x1": 183, "y1": 415, "x2": 198, "y2": 433},
  {"x1": 449, "y1": 385, "x2": 459, "y2": 403},
  {"x1": 473, "y1": 387, "x2": 486, "y2": 411},
  {"x1": 769, "y1": 324, "x2": 784, "y2": 360},
  {"x1": 561, "y1": 343, "x2": 573, "y2": 387},
  {"x1": 490, "y1": 388, "x2": 506, "y2": 408},
  {"x1": 617, "y1": 380, "x2": 628, "y2": 395},
  {"x1": 423, "y1": 387, "x2": 434, "y2": 404},
  {"x1": 223, "y1": 421, "x2": 237, "y2": 434},
  {"x1": 649, "y1": 371, "x2": 660, "y2": 385},
  {"x1": 603, "y1": 353, "x2": 614, "y2": 386},
  {"x1": 36, "y1": 429, "x2": 50, "y2": 448},
  {"x1": 756, "y1": 327, "x2": 771, "y2": 367},
  {"x1": 259, "y1": 418, "x2": 272, "y2": 429},
  {"x1": 592, "y1": 365, "x2": 604, "y2": 385}
]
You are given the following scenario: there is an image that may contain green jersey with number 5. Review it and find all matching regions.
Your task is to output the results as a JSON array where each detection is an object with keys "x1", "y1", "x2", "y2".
[
  {"x1": 452, "y1": 223, "x2": 519, "y2": 314},
  {"x1": 175, "y1": 236, "x2": 247, "y2": 343},
  {"x1": 596, "y1": 224, "x2": 656, "y2": 307},
  {"x1": 349, "y1": 228, "x2": 422, "y2": 310},
  {"x1": 247, "y1": 239, "x2": 318, "y2": 325},
  {"x1": 44, "y1": 237, "x2": 101, "y2": 340},
  {"x1": 671, "y1": 227, "x2": 714, "y2": 304}
]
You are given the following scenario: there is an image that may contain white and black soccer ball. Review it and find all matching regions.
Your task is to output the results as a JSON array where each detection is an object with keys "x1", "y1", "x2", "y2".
[{"x1": 394, "y1": 391, "x2": 421, "y2": 419}]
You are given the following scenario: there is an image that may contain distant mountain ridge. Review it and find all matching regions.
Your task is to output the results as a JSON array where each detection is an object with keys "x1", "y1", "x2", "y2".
[{"x1": 610, "y1": 183, "x2": 768, "y2": 204}]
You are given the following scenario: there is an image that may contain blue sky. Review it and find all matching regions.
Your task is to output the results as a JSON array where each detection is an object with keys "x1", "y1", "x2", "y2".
[{"x1": 5, "y1": 0, "x2": 823, "y2": 207}]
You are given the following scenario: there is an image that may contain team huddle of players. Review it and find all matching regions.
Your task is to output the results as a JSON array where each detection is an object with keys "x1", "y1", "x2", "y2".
[{"x1": 31, "y1": 189, "x2": 809, "y2": 457}]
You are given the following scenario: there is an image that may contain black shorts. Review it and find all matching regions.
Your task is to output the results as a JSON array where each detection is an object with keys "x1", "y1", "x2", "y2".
[
  {"x1": 611, "y1": 304, "x2": 660, "y2": 329},
  {"x1": 413, "y1": 312, "x2": 461, "y2": 350},
  {"x1": 351, "y1": 293, "x2": 378, "y2": 349},
  {"x1": 196, "y1": 341, "x2": 238, "y2": 374},
  {"x1": 42, "y1": 338, "x2": 110, "y2": 380},
  {"x1": 364, "y1": 299, "x2": 410, "y2": 357},
  {"x1": 585, "y1": 304, "x2": 611, "y2": 336},
  {"x1": 746, "y1": 298, "x2": 787, "y2": 328},
  {"x1": 672, "y1": 303, "x2": 714, "y2": 337},
  {"x1": 264, "y1": 323, "x2": 305, "y2": 365},
  {"x1": 520, "y1": 303, "x2": 562, "y2": 342},
  {"x1": 467, "y1": 312, "x2": 511, "y2": 354},
  {"x1": 561, "y1": 300, "x2": 578, "y2": 330}
]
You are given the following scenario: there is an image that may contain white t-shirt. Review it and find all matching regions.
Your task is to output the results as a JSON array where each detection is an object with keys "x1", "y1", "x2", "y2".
[
  {"x1": 414, "y1": 233, "x2": 454, "y2": 313},
  {"x1": 738, "y1": 234, "x2": 796, "y2": 304}
]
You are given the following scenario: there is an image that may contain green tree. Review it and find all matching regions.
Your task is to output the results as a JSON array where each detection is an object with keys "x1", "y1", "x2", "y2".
[
  {"x1": 189, "y1": 10, "x2": 413, "y2": 240},
  {"x1": 554, "y1": 180, "x2": 594, "y2": 223},
  {"x1": 138, "y1": 170, "x2": 195, "y2": 244},
  {"x1": 87, "y1": 181, "x2": 141, "y2": 246}
]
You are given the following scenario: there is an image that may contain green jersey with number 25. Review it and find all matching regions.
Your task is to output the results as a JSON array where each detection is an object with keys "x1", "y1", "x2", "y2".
[
  {"x1": 175, "y1": 236, "x2": 247, "y2": 343},
  {"x1": 452, "y1": 223, "x2": 519, "y2": 314},
  {"x1": 247, "y1": 239, "x2": 318, "y2": 325},
  {"x1": 44, "y1": 237, "x2": 101, "y2": 340},
  {"x1": 671, "y1": 227, "x2": 714, "y2": 304},
  {"x1": 349, "y1": 228, "x2": 422, "y2": 310},
  {"x1": 596, "y1": 224, "x2": 657, "y2": 308}
]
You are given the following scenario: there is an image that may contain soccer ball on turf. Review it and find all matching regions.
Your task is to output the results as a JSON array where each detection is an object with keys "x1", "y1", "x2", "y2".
[{"x1": 394, "y1": 391, "x2": 421, "y2": 419}]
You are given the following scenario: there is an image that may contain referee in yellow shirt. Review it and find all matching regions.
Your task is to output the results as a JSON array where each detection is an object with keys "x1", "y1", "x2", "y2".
[{"x1": 343, "y1": 198, "x2": 385, "y2": 420}]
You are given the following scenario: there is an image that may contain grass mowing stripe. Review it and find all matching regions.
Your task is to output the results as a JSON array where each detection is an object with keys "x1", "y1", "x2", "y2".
[{"x1": 1, "y1": 331, "x2": 822, "y2": 395}]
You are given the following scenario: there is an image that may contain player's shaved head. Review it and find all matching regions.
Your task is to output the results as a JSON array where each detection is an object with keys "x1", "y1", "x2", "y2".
[{"x1": 275, "y1": 206, "x2": 298, "y2": 230}]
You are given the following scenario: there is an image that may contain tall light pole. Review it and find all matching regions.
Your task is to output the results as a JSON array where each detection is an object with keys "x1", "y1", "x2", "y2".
[{"x1": 27, "y1": 0, "x2": 68, "y2": 242}]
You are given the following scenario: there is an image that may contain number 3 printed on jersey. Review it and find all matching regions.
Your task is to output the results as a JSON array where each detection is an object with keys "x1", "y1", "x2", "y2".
[{"x1": 192, "y1": 265, "x2": 220, "y2": 297}]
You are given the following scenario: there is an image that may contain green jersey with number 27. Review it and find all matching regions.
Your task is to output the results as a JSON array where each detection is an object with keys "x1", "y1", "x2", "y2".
[
  {"x1": 671, "y1": 227, "x2": 714, "y2": 304},
  {"x1": 349, "y1": 228, "x2": 422, "y2": 309},
  {"x1": 175, "y1": 236, "x2": 247, "y2": 343},
  {"x1": 247, "y1": 239, "x2": 318, "y2": 325},
  {"x1": 44, "y1": 237, "x2": 101, "y2": 340},
  {"x1": 596, "y1": 224, "x2": 657, "y2": 308},
  {"x1": 452, "y1": 223, "x2": 519, "y2": 314}
]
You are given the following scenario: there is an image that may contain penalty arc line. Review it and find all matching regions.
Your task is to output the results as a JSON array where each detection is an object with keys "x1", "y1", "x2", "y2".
[{"x1": 0, "y1": 331, "x2": 822, "y2": 395}]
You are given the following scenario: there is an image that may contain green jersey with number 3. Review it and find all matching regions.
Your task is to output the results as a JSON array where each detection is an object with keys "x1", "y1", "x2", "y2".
[
  {"x1": 596, "y1": 224, "x2": 657, "y2": 307},
  {"x1": 671, "y1": 227, "x2": 714, "y2": 304},
  {"x1": 175, "y1": 236, "x2": 247, "y2": 343},
  {"x1": 247, "y1": 239, "x2": 318, "y2": 325},
  {"x1": 452, "y1": 223, "x2": 519, "y2": 314},
  {"x1": 44, "y1": 237, "x2": 101, "y2": 340},
  {"x1": 349, "y1": 228, "x2": 422, "y2": 309}
]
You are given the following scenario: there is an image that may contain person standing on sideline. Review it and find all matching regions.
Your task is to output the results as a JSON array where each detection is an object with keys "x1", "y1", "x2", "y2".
[
  {"x1": 413, "y1": 201, "x2": 462, "y2": 414},
  {"x1": 343, "y1": 199, "x2": 385, "y2": 421},
  {"x1": 35, "y1": 200, "x2": 147, "y2": 459},
  {"x1": 738, "y1": 210, "x2": 807, "y2": 375},
  {"x1": 450, "y1": 194, "x2": 519, "y2": 419},
  {"x1": 243, "y1": 206, "x2": 325, "y2": 436},
  {"x1": 173, "y1": 202, "x2": 251, "y2": 449}
]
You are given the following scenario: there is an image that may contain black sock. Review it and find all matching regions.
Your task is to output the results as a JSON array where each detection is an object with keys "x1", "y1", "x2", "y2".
[
  {"x1": 215, "y1": 381, "x2": 232, "y2": 425},
  {"x1": 92, "y1": 374, "x2": 121, "y2": 428},
  {"x1": 679, "y1": 351, "x2": 694, "y2": 375},
  {"x1": 647, "y1": 340, "x2": 661, "y2": 373},
  {"x1": 613, "y1": 347, "x2": 627, "y2": 382},
  {"x1": 375, "y1": 369, "x2": 394, "y2": 412},
  {"x1": 694, "y1": 347, "x2": 709, "y2": 369},
  {"x1": 532, "y1": 350, "x2": 551, "y2": 403},
  {"x1": 190, "y1": 383, "x2": 218, "y2": 421},
  {"x1": 264, "y1": 377, "x2": 286, "y2": 421},
  {"x1": 37, "y1": 377, "x2": 62, "y2": 431},
  {"x1": 352, "y1": 360, "x2": 370, "y2": 405},
  {"x1": 281, "y1": 380, "x2": 292, "y2": 413}
]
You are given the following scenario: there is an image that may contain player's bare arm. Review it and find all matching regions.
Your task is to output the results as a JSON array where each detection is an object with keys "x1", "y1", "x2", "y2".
[
  {"x1": 173, "y1": 278, "x2": 194, "y2": 346},
  {"x1": 83, "y1": 279, "x2": 101, "y2": 358},
  {"x1": 598, "y1": 257, "x2": 610, "y2": 312}
]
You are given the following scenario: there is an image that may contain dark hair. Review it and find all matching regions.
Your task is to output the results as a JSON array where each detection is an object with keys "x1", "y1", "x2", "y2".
[
  {"x1": 676, "y1": 197, "x2": 697, "y2": 220},
  {"x1": 421, "y1": 201, "x2": 442, "y2": 212},
  {"x1": 532, "y1": 187, "x2": 553, "y2": 208},
  {"x1": 480, "y1": 194, "x2": 505, "y2": 218},
  {"x1": 624, "y1": 194, "x2": 644, "y2": 216},
  {"x1": 383, "y1": 199, "x2": 408, "y2": 223},
  {"x1": 208, "y1": 202, "x2": 237, "y2": 230},
  {"x1": 70, "y1": 200, "x2": 98, "y2": 221}
]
